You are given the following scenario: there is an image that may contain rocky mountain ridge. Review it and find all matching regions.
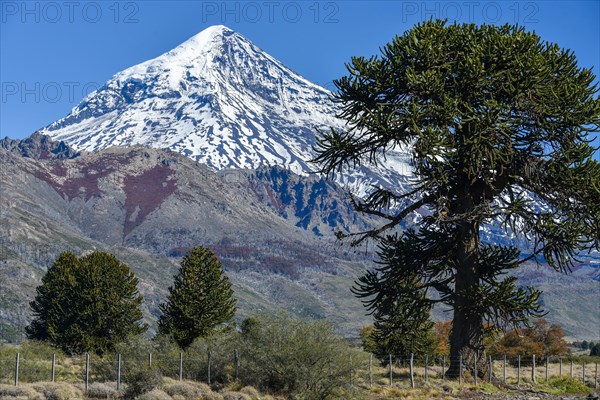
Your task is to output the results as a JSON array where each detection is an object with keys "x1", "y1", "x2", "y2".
[{"x1": 0, "y1": 134, "x2": 598, "y2": 342}]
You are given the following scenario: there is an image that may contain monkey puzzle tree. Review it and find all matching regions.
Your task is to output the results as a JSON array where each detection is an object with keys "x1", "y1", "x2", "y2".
[
  {"x1": 355, "y1": 247, "x2": 436, "y2": 359},
  {"x1": 313, "y1": 20, "x2": 600, "y2": 378},
  {"x1": 158, "y1": 247, "x2": 236, "y2": 349},
  {"x1": 27, "y1": 251, "x2": 147, "y2": 355}
]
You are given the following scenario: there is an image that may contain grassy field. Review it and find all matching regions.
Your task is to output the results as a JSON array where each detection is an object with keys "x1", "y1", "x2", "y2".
[
  {"x1": 0, "y1": 344, "x2": 598, "y2": 400},
  {"x1": 0, "y1": 371, "x2": 596, "y2": 399}
]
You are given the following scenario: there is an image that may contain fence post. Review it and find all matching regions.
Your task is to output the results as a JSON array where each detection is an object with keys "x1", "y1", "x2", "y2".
[
  {"x1": 474, "y1": 354, "x2": 478, "y2": 385},
  {"x1": 570, "y1": 360, "x2": 573, "y2": 378},
  {"x1": 595, "y1": 363, "x2": 598, "y2": 388},
  {"x1": 234, "y1": 349, "x2": 239, "y2": 381},
  {"x1": 489, "y1": 355, "x2": 492, "y2": 384},
  {"x1": 517, "y1": 355, "x2": 521, "y2": 386},
  {"x1": 369, "y1": 354, "x2": 373, "y2": 387},
  {"x1": 14, "y1": 353, "x2": 19, "y2": 387},
  {"x1": 503, "y1": 354, "x2": 507, "y2": 384},
  {"x1": 459, "y1": 355, "x2": 463, "y2": 385},
  {"x1": 532, "y1": 354, "x2": 536, "y2": 384},
  {"x1": 409, "y1": 353, "x2": 415, "y2": 388},
  {"x1": 116, "y1": 353, "x2": 121, "y2": 391},
  {"x1": 583, "y1": 361, "x2": 585, "y2": 385},
  {"x1": 389, "y1": 354, "x2": 393, "y2": 386},
  {"x1": 442, "y1": 355, "x2": 446, "y2": 381},
  {"x1": 148, "y1": 352, "x2": 152, "y2": 367},
  {"x1": 559, "y1": 358, "x2": 562, "y2": 377},
  {"x1": 425, "y1": 355, "x2": 428, "y2": 383},
  {"x1": 545, "y1": 356, "x2": 549, "y2": 383},
  {"x1": 51, "y1": 353, "x2": 56, "y2": 383},
  {"x1": 85, "y1": 353, "x2": 90, "y2": 392},
  {"x1": 207, "y1": 350, "x2": 211, "y2": 385},
  {"x1": 350, "y1": 354, "x2": 353, "y2": 388},
  {"x1": 179, "y1": 352, "x2": 183, "y2": 381}
]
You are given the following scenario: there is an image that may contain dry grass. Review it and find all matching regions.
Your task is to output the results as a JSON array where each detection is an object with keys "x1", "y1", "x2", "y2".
[
  {"x1": 222, "y1": 391, "x2": 252, "y2": 400},
  {"x1": 162, "y1": 378, "x2": 213, "y2": 398},
  {"x1": 355, "y1": 359, "x2": 599, "y2": 388},
  {"x1": 31, "y1": 382, "x2": 83, "y2": 400},
  {"x1": 83, "y1": 381, "x2": 120, "y2": 398},
  {"x1": 0, "y1": 384, "x2": 45, "y2": 400},
  {"x1": 345, "y1": 360, "x2": 600, "y2": 400},
  {"x1": 238, "y1": 386, "x2": 260, "y2": 399},
  {"x1": 135, "y1": 388, "x2": 172, "y2": 400},
  {"x1": 0, "y1": 356, "x2": 596, "y2": 399},
  {"x1": 0, "y1": 381, "x2": 272, "y2": 400}
]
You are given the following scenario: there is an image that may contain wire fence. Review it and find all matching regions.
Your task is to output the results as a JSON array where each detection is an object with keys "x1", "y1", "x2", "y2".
[{"x1": 0, "y1": 351, "x2": 598, "y2": 390}]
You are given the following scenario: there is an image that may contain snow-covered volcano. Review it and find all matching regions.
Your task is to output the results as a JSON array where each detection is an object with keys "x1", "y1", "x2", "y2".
[{"x1": 37, "y1": 25, "x2": 412, "y2": 195}]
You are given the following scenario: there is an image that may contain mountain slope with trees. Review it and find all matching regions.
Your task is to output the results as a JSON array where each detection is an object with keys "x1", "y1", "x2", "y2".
[{"x1": 0, "y1": 134, "x2": 597, "y2": 343}]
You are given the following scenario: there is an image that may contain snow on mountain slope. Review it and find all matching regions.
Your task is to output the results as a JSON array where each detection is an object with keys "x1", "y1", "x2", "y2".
[
  {"x1": 32, "y1": 26, "x2": 597, "y2": 260},
  {"x1": 38, "y1": 25, "x2": 413, "y2": 196}
]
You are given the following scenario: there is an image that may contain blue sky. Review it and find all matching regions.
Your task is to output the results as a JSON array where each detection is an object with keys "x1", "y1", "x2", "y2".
[{"x1": 1, "y1": 1, "x2": 599, "y2": 157}]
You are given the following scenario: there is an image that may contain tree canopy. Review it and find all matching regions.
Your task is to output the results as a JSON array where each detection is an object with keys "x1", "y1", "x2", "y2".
[
  {"x1": 26, "y1": 251, "x2": 147, "y2": 355},
  {"x1": 314, "y1": 20, "x2": 600, "y2": 378},
  {"x1": 158, "y1": 246, "x2": 236, "y2": 349},
  {"x1": 488, "y1": 318, "x2": 568, "y2": 358}
]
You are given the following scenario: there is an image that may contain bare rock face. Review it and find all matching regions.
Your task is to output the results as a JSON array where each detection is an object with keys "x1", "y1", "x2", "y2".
[
  {"x1": 1, "y1": 133, "x2": 80, "y2": 160},
  {"x1": 0, "y1": 135, "x2": 377, "y2": 340}
]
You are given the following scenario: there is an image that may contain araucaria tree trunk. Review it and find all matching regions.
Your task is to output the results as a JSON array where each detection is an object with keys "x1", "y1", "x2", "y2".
[{"x1": 447, "y1": 220, "x2": 487, "y2": 378}]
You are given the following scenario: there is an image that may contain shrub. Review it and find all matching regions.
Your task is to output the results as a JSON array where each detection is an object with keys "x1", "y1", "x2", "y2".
[
  {"x1": 163, "y1": 380, "x2": 212, "y2": 398},
  {"x1": 222, "y1": 391, "x2": 251, "y2": 400},
  {"x1": 134, "y1": 388, "x2": 172, "y2": 400},
  {"x1": 182, "y1": 327, "x2": 240, "y2": 383},
  {"x1": 32, "y1": 382, "x2": 83, "y2": 400},
  {"x1": 85, "y1": 382, "x2": 120, "y2": 399},
  {"x1": 239, "y1": 313, "x2": 360, "y2": 400},
  {"x1": 239, "y1": 386, "x2": 260, "y2": 399},
  {"x1": 151, "y1": 336, "x2": 183, "y2": 380},
  {"x1": 0, "y1": 384, "x2": 44, "y2": 400},
  {"x1": 124, "y1": 365, "x2": 163, "y2": 398},
  {"x1": 0, "y1": 342, "x2": 66, "y2": 384},
  {"x1": 19, "y1": 342, "x2": 65, "y2": 361},
  {"x1": 547, "y1": 377, "x2": 593, "y2": 394},
  {"x1": 488, "y1": 319, "x2": 568, "y2": 363},
  {"x1": 92, "y1": 336, "x2": 156, "y2": 383}
]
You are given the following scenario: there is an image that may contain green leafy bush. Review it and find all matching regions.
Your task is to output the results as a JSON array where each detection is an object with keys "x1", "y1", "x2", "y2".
[
  {"x1": 124, "y1": 364, "x2": 163, "y2": 398},
  {"x1": 547, "y1": 376, "x2": 593, "y2": 394},
  {"x1": 183, "y1": 326, "x2": 239, "y2": 383},
  {"x1": 239, "y1": 313, "x2": 359, "y2": 400},
  {"x1": 91, "y1": 335, "x2": 155, "y2": 383}
]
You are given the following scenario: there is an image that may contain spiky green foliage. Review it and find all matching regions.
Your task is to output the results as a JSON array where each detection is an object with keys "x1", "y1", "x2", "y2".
[
  {"x1": 158, "y1": 247, "x2": 236, "y2": 349},
  {"x1": 26, "y1": 252, "x2": 146, "y2": 355},
  {"x1": 314, "y1": 20, "x2": 600, "y2": 377},
  {"x1": 354, "y1": 238, "x2": 436, "y2": 358}
]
